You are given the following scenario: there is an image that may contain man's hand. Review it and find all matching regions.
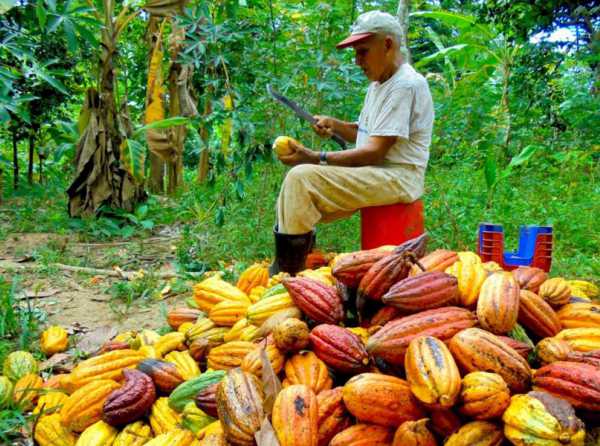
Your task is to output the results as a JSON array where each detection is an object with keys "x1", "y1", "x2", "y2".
[
  {"x1": 278, "y1": 139, "x2": 319, "y2": 166},
  {"x1": 312, "y1": 115, "x2": 335, "y2": 139}
]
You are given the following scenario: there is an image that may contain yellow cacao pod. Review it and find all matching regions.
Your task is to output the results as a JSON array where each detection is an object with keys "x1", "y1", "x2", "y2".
[
  {"x1": 209, "y1": 300, "x2": 250, "y2": 327},
  {"x1": 34, "y1": 413, "x2": 77, "y2": 446},
  {"x1": 40, "y1": 325, "x2": 69, "y2": 356},
  {"x1": 555, "y1": 328, "x2": 600, "y2": 352},
  {"x1": 154, "y1": 332, "x2": 186, "y2": 357},
  {"x1": 207, "y1": 341, "x2": 256, "y2": 371},
  {"x1": 113, "y1": 421, "x2": 153, "y2": 446},
  {"x1": 237, "y1": 263, "x2": 269, "y2": 295},
  {"x1": 60, "y1": 379, "x2": 120, "y2": 432},
  {"x1": 272, "y1": 136, "x2": 297, "y2": 156},
  {"x1": 246, "y1": 292, "x2": 296, "y2": 326},
  {"x1": 539, "y1": 277, "x2": 571, "y2": 307},
  {"x1": 13, "y1": 373, "x2": 43, "y2": 410},
  {"x1": 75, "y1": 420, "x2": 118, "y2": 446},
  {"x1": 34, "y1": 390, "x2": 68, "y2": 415},
  {"x1": 164, "y1": 350, "x2": 201, "y2": 380},
  {"x1": 224, "y1": 318, "x2": 250, "y2": 342},
  {"x1": 145, "y1": 429, "x2": 195, "y2": 446},
  {"x1": 149, "y1": 397, "x2": 181, "y2": 435},
  {"x1": 193, "y1": 275, "x2": 250, "y2": 313}
]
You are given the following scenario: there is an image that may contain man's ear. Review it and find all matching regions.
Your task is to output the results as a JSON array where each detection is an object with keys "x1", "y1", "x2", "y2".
[{"x1": 384, "y1": 36, "x2": 393, "y2": 51}]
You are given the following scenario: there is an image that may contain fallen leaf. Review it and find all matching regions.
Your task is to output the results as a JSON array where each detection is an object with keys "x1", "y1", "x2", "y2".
[
  {"x1": 255, "y1": 417, "x2": 280, "y2": 446},
  {"x1": 77, "y1": 325, "x2": 118, "y2": 354},
  {"x1": 90, "y1": 276, "x2": 103, "y2": 285},
  {"x1": 261, "y1": 347, "x2": 281, "y2": 415},
  {"x1": 39, "y1": 353, "x2": 74, "y2": 372}
]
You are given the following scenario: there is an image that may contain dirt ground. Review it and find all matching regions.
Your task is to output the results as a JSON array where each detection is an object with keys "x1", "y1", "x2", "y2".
[{"x1": 0, "y1": 232, "x2": 191, "y2": 336}]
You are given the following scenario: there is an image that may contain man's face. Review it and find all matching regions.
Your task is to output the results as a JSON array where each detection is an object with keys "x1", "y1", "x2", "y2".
[{"x1": 353, "y1": 35, "x2": 391, "y2": 81}]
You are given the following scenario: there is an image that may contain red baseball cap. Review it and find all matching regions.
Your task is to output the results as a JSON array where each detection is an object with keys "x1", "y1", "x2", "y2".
[{"x1": 336, "y1": 32, "x2": 374, "y2": 49}]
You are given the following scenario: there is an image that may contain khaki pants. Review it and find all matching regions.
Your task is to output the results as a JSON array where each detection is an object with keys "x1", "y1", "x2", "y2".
[{"x1": 276, "y1": 163, "x2": 425, "y2": 234}]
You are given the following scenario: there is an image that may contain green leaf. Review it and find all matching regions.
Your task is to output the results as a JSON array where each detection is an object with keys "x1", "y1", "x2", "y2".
[
  {"x1": 122, "y1": 139, "x2": 146, "y2": 182},
  {"x1": 133, "y1": 117, "x2": 190, "y2": 137},
  {"x1": 63, "y1": 19, "x2": 78, "y2": 53},
  {"x1": 414, "y1": 44, "x2": 469, "y2": 68},
  {"x1": 34, "y1": 68, "x2": 69, "y2": 95},
  {"x1": 234, "y1": 180, "x2": 245, "y2": 200},
  {"x1": 215, "y1": 206, "x2": 225, "y2": 226},
  {"x1": 0, "y1": 0, "x2": 18, "y2": 14},
  {"x1": 36, "y1": 0, "x2": 47, "y2": 29},
  {"x1": 508, "y1": 145, "x2": 539, "y2": 168}
]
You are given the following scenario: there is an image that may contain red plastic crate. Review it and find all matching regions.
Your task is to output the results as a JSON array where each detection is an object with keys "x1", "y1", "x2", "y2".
[{"x1": 360, "y1": 200, "x2": 425, "y2": 250}]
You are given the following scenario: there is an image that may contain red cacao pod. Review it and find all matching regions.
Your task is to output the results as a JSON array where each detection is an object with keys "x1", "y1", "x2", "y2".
[
  {"x1": 309, "y1": 324, "x2": 370, "y2": 374},
  {"x1": 137, "y1": 359, "x2": 184, "y2": 394},
  {"x1": 103, "y1": 369, "x2": 156, "y2": 426},
  {"x1": 382, "y1": 272, "x2": 459, "y2": 312},
  {"x1": 283, "y1": 277, "x2": 344, "y2": 325}
]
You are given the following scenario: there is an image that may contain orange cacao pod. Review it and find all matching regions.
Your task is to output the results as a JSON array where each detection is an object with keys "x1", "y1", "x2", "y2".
[
  {"x1": 449, "y1": 328, "x2": 531, "y2": 393},
  {"x1": 459, "y1": 372, "x2": 510, "y2": 420},
  {"x1": 310, "y1": 324, "x2": 369, "y2": 374},
  {"x1": 284, "y1": 277, "x2": 344, "y2": 324},
  {"x1": 206, "y1": 341, "x2": 255, "y2": 371},
  {"x1": 236, "y1": 262, "x2": 269, "y2": 294},
  {"x1": 517, "y1": 290, "x2": 561, "y2": 338},
  {"x1": 317, "y1": 387, "x2": 351, "y2": 446},
  {"x1": 558, "y1": 302, "x2": 600, "y2": 329},
  {"x1": 409, "y1": 249, "x2": 458, "y2": 276},
  {"x1": 60, "y1": 379, "x2": 121, "y2": 432},
  {"x1": 367, "y1": 307, "x2": 477, "y2": 366},
  {"x1": 342, "y1": 373, "x2": 425, "y2": 427},
  {"x1": 539, "y1": 277, "x2": 571, "y2": 307},
  {"x1": 477, "y1": 272, "x2": 520, "y2": 334},
  {"x1": 512, "y1": 266, "x2": 547, "y2": 293},
  {"x1": 13, "y1": 373, "x2": 43, "y2": 410},
  {"x1": 392, "y1": 419, "x2": 436, "y2": 446},
  {"x1": 536, "y1": 337, "x2": 573, "y2": 364},
  {"x1": 382, "y1": 272, "x2": 458, "y2": 312},
  {"x1": 272, "y1": 318, "x2": 309, "y2": 352},
  {"x1": 429, "y1": 409, "x2": 461, "y2": 437},
  {"x1": 332, "y1": 248, "x2": 393, "y2": 288},
  {"x1": 330, "y1": 423, "x2": 393, "y2": 446},
  {"x1": 283, "y1": 351, "x2": 332, "y2": 394},
  {"x1": 404, "y1": 336, "x2": 460, "y2": 409},
  {"x1": 533, "y1": 361, "x2": 600, "y2": 410},
  {"x1": 273, "y1": 384, "x2": 319, "y2": 446},
  {"x1": 166, "y1": 307, "x2": 203, "y2": 330},
  {"x1": 240, "y1": 336, "x2": 285, "y2": 378}
]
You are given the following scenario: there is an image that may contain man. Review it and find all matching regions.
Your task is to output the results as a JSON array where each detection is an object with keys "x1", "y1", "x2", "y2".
[{"x1": 270, "y1": 10, "x2": 434, "y2": 275}]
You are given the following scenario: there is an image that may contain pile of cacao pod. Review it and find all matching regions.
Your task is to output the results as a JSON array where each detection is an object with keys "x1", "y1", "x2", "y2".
[{"x1": 3, "y1": 233, "x2": 600, "y2": 446}]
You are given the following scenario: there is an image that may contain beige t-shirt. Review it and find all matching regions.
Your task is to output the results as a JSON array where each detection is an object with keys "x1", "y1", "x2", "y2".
[{"x1": 356, "y1": 63, "x2": 434, "y2": 168}]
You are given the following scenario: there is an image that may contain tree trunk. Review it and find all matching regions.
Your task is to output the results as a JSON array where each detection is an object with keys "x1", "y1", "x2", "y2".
[
  {"x1": 197, "y1": 85, "x2": 213, "y2": 183},
  {"x1": 12, "y1": 128, "x2": 18, "y2": 190},
  {"x1": 396, "y1": 0, "x2": 411, "y2": 63},
  {"x1": 28, "y1": 131, "x2": 35, "y2": 184}
]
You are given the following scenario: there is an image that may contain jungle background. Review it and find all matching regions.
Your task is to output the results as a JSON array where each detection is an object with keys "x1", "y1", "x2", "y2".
[{"x1": 0, "y1": 0, "x2": 598, "y2": 439}]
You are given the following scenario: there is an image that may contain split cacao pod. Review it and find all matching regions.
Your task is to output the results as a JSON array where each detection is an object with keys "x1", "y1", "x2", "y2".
[
  {"x1": 137, "y1": 359, "x2": 184, "y2": 394},
  {"x1": 166, "y1": 307, "x2": 203, "y2": 330},
  {"x1": 476, "y1": 272, "x2": 520, "y2": 334},
  {"x1": 317, "y1": 387, "x2": 351, "y2": 446},
  {"x1": 539, "y1": 277, "x2": 571, "y2": 307},
  {"x1": 382, "y1": 271, "x2": 458, "y2": 312},
  {"x1": 195, "y1": 382, "x2": 219, "y2": 418},
  {"x1": 332, "y1": 247, "x2": 393, "y2": 288},
  {"x1": 207, "y1": 341, "x2": 256, "y2": 371},
  {"x1": 65, "y1": 349, "x2": 145, "y2": 392},
  {"x1": 445, "y1": 260, "x2": 487, "y2": 307},
  {"x1": 209, "y1": 300, "x2": 250, "y2": 327},
  {"x1": 366, "y1": 306, "x2": 477, "y2": 366},
  {"x1": 60, "y1": 379, "x2": 120, "y2": 432},
  {"x1": 236, "y1": 262, "x2": 269, "y2": 294},
  {"x1": 557, "y1": 302, "x2": 600, "y2": 329},
  {"x1": 310, "y1": 324, "x2": 370, "y2": 374},
  {"x1": 533, "y1": 361, "x2": 600, "y2": 410},
  {"x1": 444, "y1": 421, "x2": 504, "y2": 446},
  {"x1": 449, "y1": 328, "x2": 531, "y2": 393},
  {"x1": 103, "y1": 369, "x2": 156, "y2": 426},
  {"x1": 34, "y1": 413, "x2": 77, "y2": 446},
  {"x1": 517, "y1": 290, "x2": 561, "y2": 339},
  {"x1": 459, "y1": 372, "x2": 510, "y2": 420},
  {"x1": 330, "y1": 423, "x2": 393, "y2": 446},
  {"x1": 149, "y1": 397, "x2": 181, "y2": 435},
  {"x1": 409, "y1": 248, "x2": 458, "y2": 276},
  {"x1": 284, "y1": 277, "x2": 344, "y2": 324},
  {"x1": 404, "y1": 336, "x2": 461, "y2": 409},
  {"x1": 76, "y1": 420, "x2": 118, "y2": 446},
  {"x1": 342, "y1": 373, "x2": 425, "y2": 427},
  {"x1": 503, "y1": 391, "x2": 585, "y2": 446},
  {"x1": 273, "y1": 318, "x2": 310, "y2": 352},
  {"x1": 113, "y1": 421, "x2": 153, "y2": 446},
  {"x1": 392, "y1": 419, "x2": 436, "y2": 446},
  {"x1": 193, "y1": 274, "x2": 250, "y2": 313},
  {"x1": 283, "y1": 351, "x2": 333, "y2": 394},
  {"x1": 40, "y1": 326, "x2": 69, "y2": 356},
  {"x1": 216, "y1": 368, "x2": 264, "y2": 446},
  {"x1": 273, "y1": 384, "x2": 319, "y2": 446},
  {"x1": 512, "y1": 266, "x2": 547, "y2": 293}
]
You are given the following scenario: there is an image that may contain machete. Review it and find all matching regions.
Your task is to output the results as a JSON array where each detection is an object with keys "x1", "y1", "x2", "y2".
[{"x1": 267, "y1": 84, "x2": 347, "y2": 150}]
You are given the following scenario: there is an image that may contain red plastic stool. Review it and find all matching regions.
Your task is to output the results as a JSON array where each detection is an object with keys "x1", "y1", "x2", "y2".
[{"x1": 360, "y1": 200, "x2": 425, "y2": 250}]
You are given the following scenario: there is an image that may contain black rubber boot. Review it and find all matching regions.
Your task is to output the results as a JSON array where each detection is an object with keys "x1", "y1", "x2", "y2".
[{"x1": 269, "y1": 226, "x2": 315, "y2": 276}]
